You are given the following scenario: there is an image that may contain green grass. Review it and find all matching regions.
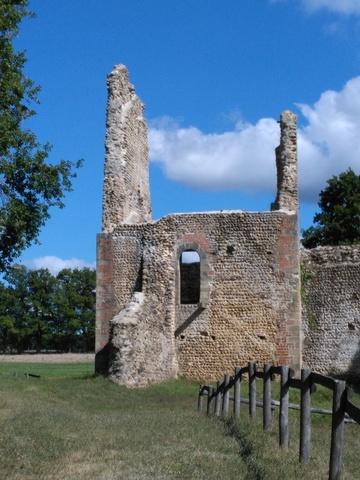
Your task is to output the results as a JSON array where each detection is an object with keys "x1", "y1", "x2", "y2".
[
  {"x1": 218, "y1": 381, "x2": 360, "y2": 479},
  {"x1": 0, "y1": 361, "x2": 95, "y2": 378},
  {"x1": 0, "y1": 363, "x2": 359, "y2": 479},
  {"x1": 0, "y1": 363, "x2": 248, "y2": 480}
]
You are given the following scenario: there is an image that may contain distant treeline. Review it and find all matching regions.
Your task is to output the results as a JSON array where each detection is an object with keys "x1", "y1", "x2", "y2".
[{"x1": 0, "y1": 266, "x2": 95, "y2": 353}]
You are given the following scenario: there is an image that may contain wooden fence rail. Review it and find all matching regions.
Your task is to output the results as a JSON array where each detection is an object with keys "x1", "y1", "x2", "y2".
[{"x1": 197, "y1": 361, "x2": 360, "y2": 480}]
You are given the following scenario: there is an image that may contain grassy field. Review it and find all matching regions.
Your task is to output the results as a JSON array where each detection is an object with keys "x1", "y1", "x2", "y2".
[
  {"x1": 0, "y1": 363, "x2": 359, "y2": 479},
  {"x1": 0, "y1": 362, "x2": 247, "y2": 480},
  {"x1": 223, "y1": 381, "x2": 360, "y2": 479}
]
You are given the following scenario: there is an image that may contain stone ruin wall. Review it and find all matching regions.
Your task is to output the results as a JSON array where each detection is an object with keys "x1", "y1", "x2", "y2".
[
  {"x1": 271, "y1": 111, "x2": 298, "y2": 212},
  {"x1": 172, "y1": 211, "x2": 301, "y2": 380},
  {"x1": 301, "y1": 246, "x2": 360, "y2": 377},
  {"x1": 102, "y1": 65, "x2": 151, "y2": 232},
  {"x1": 97, "y1": 209, "x2": 301, "y2": 386},
  {"x1": 96, "y1": 65, "x2": 303, "y2": 386},
  {"x1": 97, "y1": 221, "x2": 179, "y2": 385},
  {"x1": 108, "y1": 222, "x2": 178, "y2": 387}
]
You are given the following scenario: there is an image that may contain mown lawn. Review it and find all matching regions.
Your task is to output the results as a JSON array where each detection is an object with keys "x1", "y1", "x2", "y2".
[
  {"x1": 221, "y1": 381, "x2": 360, "y2": 479},
  {"x1": 0, "y1": 363, "x2": 247, "y2": 480},
  {"x1": 0, "y1": 363, "x2": 359, "y2": 479}
]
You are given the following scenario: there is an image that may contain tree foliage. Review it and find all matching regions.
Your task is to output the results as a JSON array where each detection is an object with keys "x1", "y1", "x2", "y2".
[
  {"x1": 0, "y1": 266, "x2": 95, "y2": 352},
  {"x1": 0, "y1": 1, "x2": 80, "y2": 270},
  {"x1": 54, "y1": 268, "x2": 96, "y2": 352},
  {"x1": 302, "y1": 168, "x2": 360, "y2": 248}
]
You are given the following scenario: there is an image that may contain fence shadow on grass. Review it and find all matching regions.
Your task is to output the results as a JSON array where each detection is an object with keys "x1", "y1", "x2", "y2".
[{"x1": 198, "y1": 362, "x2": 360, "y2": 480}]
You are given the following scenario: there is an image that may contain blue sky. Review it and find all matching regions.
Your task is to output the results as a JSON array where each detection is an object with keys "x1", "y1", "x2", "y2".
[{"x1": 15, "y1": 0, "x2": 360, "y2": 273}]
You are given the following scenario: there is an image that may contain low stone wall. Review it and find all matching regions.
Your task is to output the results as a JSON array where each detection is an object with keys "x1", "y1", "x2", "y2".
[{"x1": 301, "y1": 246, "x2": 360, "y2": 376}]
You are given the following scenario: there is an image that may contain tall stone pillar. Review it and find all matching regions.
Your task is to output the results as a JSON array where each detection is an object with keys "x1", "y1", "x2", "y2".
[
  {"x1": 96, "y1": 65, "x2": 151, "y2": 373},
  {"x1": 272, "y1": 110, "x2": 301, "y2": 372},
  {"x1": 102, "y1": 64, "x2": 151, "y2": 231},
  {"x1": 272, "y1": 111, "x2": 298, "y2": 212}
]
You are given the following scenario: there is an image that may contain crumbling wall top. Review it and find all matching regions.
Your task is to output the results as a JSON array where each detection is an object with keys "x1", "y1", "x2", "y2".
[{"x1": 271, "y1": 111, "x2": 298, "y2": 213}]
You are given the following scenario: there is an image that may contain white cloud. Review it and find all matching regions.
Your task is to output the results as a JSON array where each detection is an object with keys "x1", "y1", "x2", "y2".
[
  {"x1": 150, "y1": 118, "x2": 279, "y2": 193},
  {"x1": 297, "y1": 77, "x2": 360, "y2": 197},
  {"x1": 271, "y1": 0, "x2": 360, "y2": 15},
  {"x1": 149, "y1": 76, "x2": 360, "y2": 201},
  {"x1": 23, "y1": 256, "x2": 95, "y2": 275},
  {"x1": 301, "y1": 0, "x2": 360, "y2": 14}
]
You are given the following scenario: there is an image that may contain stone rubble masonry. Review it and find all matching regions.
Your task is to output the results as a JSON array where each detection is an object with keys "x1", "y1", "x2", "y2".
[
  {"x1": 98, "y1": 211, "x2": 301, "y2": 386},
  {"x1": 171, "y1": 211, "x2": 301, "y2": 379},
  {"x1": 96, "y1": 65, "x2": 304, "y2": 386},
  {"x1": 272, "y1": 111, "x2": 298, "y2": 213},
  {"x1": 102, "y1": 64, "x2": 151, "y2": 232},
  {"x1": 301, "y1": 246, "x2": 360, "y2": 377}
]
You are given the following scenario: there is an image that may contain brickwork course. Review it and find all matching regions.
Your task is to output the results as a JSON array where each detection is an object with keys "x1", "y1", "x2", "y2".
[{"x1": 96, "y1": 65, "x2": 358, "y2": 386}]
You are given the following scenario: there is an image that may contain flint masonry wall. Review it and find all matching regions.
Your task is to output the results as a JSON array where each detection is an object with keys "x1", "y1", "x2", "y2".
[
  {"x1": 272, "y1": 111, "x2": 298, "y2": 212},
  {"x1": 96, "y1": 64, "x2": 152, "y2": 373},
  {"x1": 173, "y1": 211, "x2": 301, "y2": 379},
  {"x1": 108, "y1": 222, "x2": 178, "y2": 386},
  {"x1": 302, "y1": 246, "x2": 360, "y2": 376},
  {"x1": 96, "y1": 65, "x2": 302, "y2": 386},
  {"x1": 101, "y1": 210, "x2": 301, "y2": 385},
  {"x1": 102, "y1": 65, "x2": 151, "y2": 231}
]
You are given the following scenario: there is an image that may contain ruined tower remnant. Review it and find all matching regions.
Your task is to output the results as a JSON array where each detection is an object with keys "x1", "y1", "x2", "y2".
[
  {"x1": 102, "y1": 65, "x2": 151, "y2": 231},
  {"x1": 96, "y1": 65, "x2": 302, "y2": 386},
  {"x1": 272, "y1": 111, "x2": 298, "y2": 212}
]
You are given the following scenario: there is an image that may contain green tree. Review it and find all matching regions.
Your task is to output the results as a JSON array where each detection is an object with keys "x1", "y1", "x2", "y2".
[
  {"x1": 26, "y1": 268, "x2": 57, "y2": 352},
  {"x1": 302, "y1": 168, "x2": 360, "y2": 248},
  {"x1": 55, "y1": 268, "x2": 96, "y2": 352},
  {"x1": 0, "y1": 266, "x2": 57, "y2": 352},
  {"x1": 0, "y1": 265, "x2": 33, "y2": 352},
  {"x1": 0, "y1": 280, "x2": 18, "y2": 351},
  {"x1": 0, "y1": 266, "x2": 95, "y2": 353},
  {"x1": 0, "y1": 1, "x2": 80, "y2": 271}
]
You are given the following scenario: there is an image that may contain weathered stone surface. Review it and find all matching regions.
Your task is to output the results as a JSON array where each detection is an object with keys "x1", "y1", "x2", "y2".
[
  {"x1": 105, "y1": 211, "x2": 302, "y2": 384},
  {"x1": 272, "y1": 111, "x2": 298, "y2": 213},
  {"x1": 98, "y1": 66, "x2": 360, "y2": 385},
  {"x1": 108, "y1": 223, "x2": 178, "y2": 386},
  {"x1": 96, "y1": 65, "x2": 303, "y2": 386},
  {"x1": 102, "y1": 65, "x2": 151, "y2": 232},
  {"x1": 301, "y1": 246, "x2": 360, "y2": 376}
]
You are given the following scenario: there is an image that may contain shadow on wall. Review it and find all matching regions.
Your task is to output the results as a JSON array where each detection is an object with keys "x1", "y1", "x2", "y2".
[
  {"x1": 95, "y1": 342, "x2": 111, "y2": 374},
  {"x1": 343, "y1": 341, "x2": 360, "y2": 390},
  {"x1": 327, "y1": 340, "x2": 360, "y2": 391},
  {"x1": 175, "y1": 305, "x2": 205, "y2": 338}
]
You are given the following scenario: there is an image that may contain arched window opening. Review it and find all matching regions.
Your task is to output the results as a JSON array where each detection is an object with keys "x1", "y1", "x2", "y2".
[{"x1": 180, "y1": 250, "x2": 200, "y2": 304}]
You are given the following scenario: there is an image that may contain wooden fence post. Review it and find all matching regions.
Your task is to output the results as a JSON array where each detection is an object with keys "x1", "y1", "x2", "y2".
[
  {"x1": 249, "y1": 361, "x2": 256, "y2": 419},
  {"x1": 207, "y1": 387, "x2": 214, "y2": 416},
  {"x1": 215, "y1": 381, "x2": 222, "y2": 417},
  {"x1": 329, "y1": 380, "x2": 346, "y2": 480},
  {"x1": 222, "y1": 374, "x2": 230, "y2": 416},
  {"x1": 279, "y1": 365, "x2": 289, "y2": 449},
  {"x1": 300, "y1": 368, "x2": 311, "y2": 463},
  {"x1": 198, "y1": 385, "x2": 204, "y2": 412},
  {"x1": 263, "y1": 363, "x2": 272, "y2": 431},
  {"x1": 234, "y1": 367, "x2": 241, "y2": 418}
]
